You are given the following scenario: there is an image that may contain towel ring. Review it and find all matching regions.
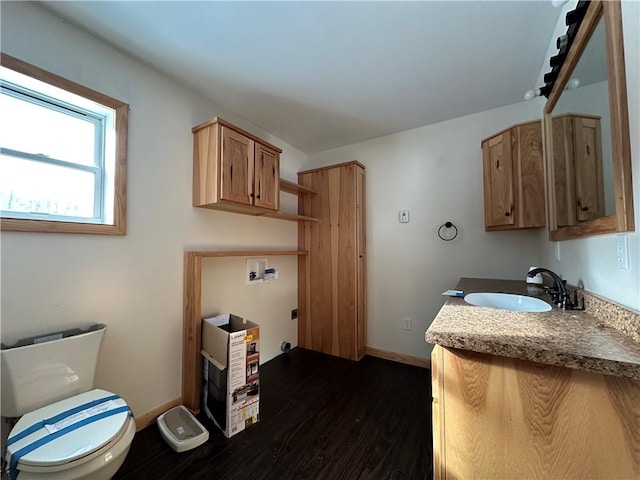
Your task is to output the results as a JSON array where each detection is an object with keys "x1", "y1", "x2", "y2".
[{"x1": 438, "y1": 221, "x2": 458, "y2": 241}]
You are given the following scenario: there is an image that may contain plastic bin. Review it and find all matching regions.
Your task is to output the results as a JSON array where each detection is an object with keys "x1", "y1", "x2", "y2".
[{"x1": 157, "y1": 405, "x2": 209, "y2": 452}]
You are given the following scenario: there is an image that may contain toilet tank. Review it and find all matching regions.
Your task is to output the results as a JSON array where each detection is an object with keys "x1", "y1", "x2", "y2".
[{"x1": 1, "y1": 323, "x2": 106, "y2": 417}]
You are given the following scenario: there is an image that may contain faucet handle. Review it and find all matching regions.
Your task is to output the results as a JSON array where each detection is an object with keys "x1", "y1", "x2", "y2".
[
  {"x1": 559, "y1": 293, "x2": 574, "y2": 310},
  {"x1": 547, "y1": 289, "x2": 561, "y2": 304},
  {"x1": 567, "y1": 288, "x2": 585, "y2": 311}
]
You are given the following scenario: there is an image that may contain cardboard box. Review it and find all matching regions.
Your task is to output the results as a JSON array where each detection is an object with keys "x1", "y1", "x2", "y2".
[{"x1": 201, "y1": 314, "x2": 260, "y2": 438}]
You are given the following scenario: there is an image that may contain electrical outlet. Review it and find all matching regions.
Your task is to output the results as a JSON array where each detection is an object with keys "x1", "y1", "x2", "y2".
[
  {"x1": 291, "y1": 308, "x2": 298, "y2": 320},
  {"x1": 403, "y1": 317, "x2": 412, "y2": 331},
  {"x1": 617, "y1": 234, "x2": 629, "y2": 270}
]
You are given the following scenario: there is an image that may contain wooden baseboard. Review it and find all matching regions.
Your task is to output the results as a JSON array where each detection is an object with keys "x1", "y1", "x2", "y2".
[
  {"x1": 365, "y1": 346, "x2": 430, "y2": 369},
  {"x1": 134, "y1": 397, "x2": 183, "y2": 431}
]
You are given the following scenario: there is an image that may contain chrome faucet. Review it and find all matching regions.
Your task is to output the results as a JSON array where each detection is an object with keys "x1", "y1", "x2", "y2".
[{"x1": 527, "y1": 267, "x2": 575, "y2": 310}]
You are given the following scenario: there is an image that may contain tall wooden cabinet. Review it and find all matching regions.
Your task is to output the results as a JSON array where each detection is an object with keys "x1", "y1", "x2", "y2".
[
  {"x1": 552, "y1": 113, "x2": 604, "y2": 226},
  {"x1": 297, "y1": 161, "x2": 366, "y2": 361},
  {"x1": 192, "y1": 117, "x2": 280, "y2": 214},
  {"x1": 481, "y1": 120, "x2": 545, "y2": 230}
]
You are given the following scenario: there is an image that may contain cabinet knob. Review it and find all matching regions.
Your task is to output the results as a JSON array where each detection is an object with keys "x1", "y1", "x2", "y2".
[
  {"x1": 505, "y1": 205, "x2": 513, "y2": 217},
  {"x1": 256, "y1": 195, "x2": 261, "y2": 199},
  {"x1": 581, "y1": 206, "x2": 589, "y2": 212}
]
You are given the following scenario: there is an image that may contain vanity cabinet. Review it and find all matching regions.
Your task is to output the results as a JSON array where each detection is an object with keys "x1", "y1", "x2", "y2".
[
  {"x1": 552, "y1": 113, "x2": 604, "y2": 226},
  {"x1": 192, "y1": 117, "x2": 280, "y2": 214},
  {"x1": 297, "y1": 161, "x2": 366, "y2": 361},
  {"x1": 431, "y1": 345, "x2": 640, "y2": 479},
  {"x1": 481, "y1": 120, "x2": 545, "y2": 230}
]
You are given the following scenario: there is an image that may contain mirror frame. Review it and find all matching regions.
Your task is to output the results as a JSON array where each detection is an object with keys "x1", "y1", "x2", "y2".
[{"x1": 543, "y1": 0, "x2": 634, "y2": 241}]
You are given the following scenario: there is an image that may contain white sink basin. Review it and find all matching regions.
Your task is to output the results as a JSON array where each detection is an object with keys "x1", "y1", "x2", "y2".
[{"x1": 464, "y1": 292, "x2": 551, "y2": 312}]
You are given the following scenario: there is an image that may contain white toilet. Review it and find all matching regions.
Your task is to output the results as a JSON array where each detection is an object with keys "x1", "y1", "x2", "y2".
[{"x1": 1, "y1": 324, "x2": 136, "y2": 480}]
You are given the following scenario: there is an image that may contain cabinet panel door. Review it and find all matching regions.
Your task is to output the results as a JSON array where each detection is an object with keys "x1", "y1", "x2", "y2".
[
  {"x1": 221, "y1": 126, "x2": 253, "y2": 206},
  {"x1": 552, "y1": 117, "x2": 577, "y2": 227},
  {"x1": 516, "y1": 123, "x2": 545, "y2": 228},
  {"x1": 298, "y1": 162, "x2": 365, "y2": 361},
  {"x1": 306, "y1": 169, "x2": 334, "y2": 356},
  {"x1": 335, "y1": 166, "x2": 357, "y2": 360},
  {"x1": 574, "y1": 117, "x2": 604, "y2": 221},
  {"x1": 483, "y1": 131, "x2": 514, "y2": 227},
  {"x1": 254, "y1": 143, "x2": 279, "y2": 211},
  {"x1": 356, "y1": 166, "x2": 366, "y2": 360},
  {"x1": 436, "y1": 347, "x2": 640, "y2": 479}
]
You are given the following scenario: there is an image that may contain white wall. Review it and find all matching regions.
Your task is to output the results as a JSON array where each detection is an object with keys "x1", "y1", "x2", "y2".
[
  {"x1": 201, "y1": 256, "x2": 298, "y2": 353},
  {"x1": 305, "y1": 100, "x2": 545, "y2": 360},
  {"x1": 0, "y1": 2, "x2": 307, "y2": 417},
  {"x1": 536, "y1": 0, "x2": 640, "y2": 311}
]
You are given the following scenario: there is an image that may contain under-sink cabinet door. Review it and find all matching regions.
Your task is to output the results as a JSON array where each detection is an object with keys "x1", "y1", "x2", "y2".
[{"x1": 431, "y1": 345, "x2": 640, "y2": 479}]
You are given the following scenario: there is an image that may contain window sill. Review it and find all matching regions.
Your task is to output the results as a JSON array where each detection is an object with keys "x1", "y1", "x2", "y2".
[{"x1": 1, "y1": 217, "x2": 125, "y2": 235}]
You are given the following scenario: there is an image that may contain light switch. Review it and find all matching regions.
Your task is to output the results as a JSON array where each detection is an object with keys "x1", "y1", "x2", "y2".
[{"x1": 399, "y1": 210, "x2": 410, "y2": 223}]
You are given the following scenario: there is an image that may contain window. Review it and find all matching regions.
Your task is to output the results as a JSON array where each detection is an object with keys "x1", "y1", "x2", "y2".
[{"x1": 0, "y1": 54, "x2": 128, "y2": 234}]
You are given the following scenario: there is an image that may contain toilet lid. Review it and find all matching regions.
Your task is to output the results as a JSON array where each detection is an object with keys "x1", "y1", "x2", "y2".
[{"x1": 6, "y1": 389, "x2": 131, "y2": 468}]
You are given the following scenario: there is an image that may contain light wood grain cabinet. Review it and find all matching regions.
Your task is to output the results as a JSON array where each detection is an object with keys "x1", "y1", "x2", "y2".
[
  {"x1": 297, "y1": 161, "x2": 366, "y2": 361},
  {"x1": 193, "y1": 117, "x2": 280, "y2": 214},
  {"x1": 481, "y1": 120, "x2": 545, "y2": 230},
  {"x1": 431, "y1": 345, "x2": 640, "y2": 479},
  {"x1": 552, "y1": 113, "x2": 604, "y2": 227}
]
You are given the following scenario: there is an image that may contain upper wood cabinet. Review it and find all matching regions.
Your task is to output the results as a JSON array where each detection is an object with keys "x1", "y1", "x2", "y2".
[
  {"x1": 193, "y1": 117, "x2": 280, "y2": 214},
  {"x1": 481, "y1": 120, "x2": 545, "y2": 230},
  {"x1": 552, "y1": 113, "x2": 604, "y2": 227}
]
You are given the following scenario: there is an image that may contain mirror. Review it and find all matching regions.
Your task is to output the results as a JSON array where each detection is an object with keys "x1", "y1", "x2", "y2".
[{"x1": 544, "y1": 0, "x2": 634, "y2": 241}]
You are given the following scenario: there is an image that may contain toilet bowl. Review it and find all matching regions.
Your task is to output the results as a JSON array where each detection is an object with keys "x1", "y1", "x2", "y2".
[
  {"x1": 6, "y1": 389, "x2": 136, "y2": 480},
  {"x1": 1, "y1": 324, "x2": 135, "y2": 480}
]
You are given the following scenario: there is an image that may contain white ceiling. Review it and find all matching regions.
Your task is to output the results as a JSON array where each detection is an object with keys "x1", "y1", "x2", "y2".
[{"x1": 42, "y1": 1, "x2": 561, "y2": 154}]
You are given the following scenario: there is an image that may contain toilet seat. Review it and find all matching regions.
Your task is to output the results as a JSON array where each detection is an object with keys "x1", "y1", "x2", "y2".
[{"x1": 6, "y1": 389, "x2": 131, "y2": 471}]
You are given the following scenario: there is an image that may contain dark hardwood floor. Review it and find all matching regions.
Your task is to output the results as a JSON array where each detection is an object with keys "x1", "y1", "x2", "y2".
[{"x1": 115, "y1": 348, "x2": 433, "y2": 480}]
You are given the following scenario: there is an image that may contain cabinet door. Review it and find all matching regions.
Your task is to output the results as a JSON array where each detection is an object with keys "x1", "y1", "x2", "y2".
[
  {"x1": 254, "y1": 143, "x2": 279, "y2": 211},
  {"x1": 573, "y1": 117, "x2": 604, "y2": 221},
  {"x1": 356, "y1": 166, "x2": 366, "y2": 360},
  {"x1": 298, "y1": 163, "x2": 364, "y2": 361},
  {"x1": 221, "y1": 126, "x2": 254, "y2": 206},
  {"x1": 433, "y1": 346, "x2": 640, "y2": 480},
  {"x1": 482, "y1": 131, "x2": 514, "y2": 228},
  {"x1": 552, "y1": 117, "x2": 577, "y2": 227},
  {"x1": 515, "y1": 122, "x2": 545, "y2": 228}
]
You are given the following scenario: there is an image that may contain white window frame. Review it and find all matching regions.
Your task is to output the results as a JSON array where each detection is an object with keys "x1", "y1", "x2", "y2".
[{"x1": 0, "y1": 53, "x2": 128, "y2": 235}]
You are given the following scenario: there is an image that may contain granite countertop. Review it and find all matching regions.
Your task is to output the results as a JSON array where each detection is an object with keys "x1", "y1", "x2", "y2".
[{"x1": 425, "y1": 277, "x2": 640, "y2": 381}]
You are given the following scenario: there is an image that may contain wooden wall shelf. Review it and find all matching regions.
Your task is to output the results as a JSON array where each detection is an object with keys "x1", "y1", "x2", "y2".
[
  {"x1": 182, "y1": 249, "x2": 308, "y2": 412},
  {"x1": 268, "y1": 179, "x2": 319, "y2": 222},
  {"x1": 280, "y1": 178, "x2": 317, "y2": 196},
  {"x1": 190, "y1": 250, "x2": 307, "y2": 258},
  {"x1": 261, "y1": 211, "x2": 319, "y2": 222}
]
